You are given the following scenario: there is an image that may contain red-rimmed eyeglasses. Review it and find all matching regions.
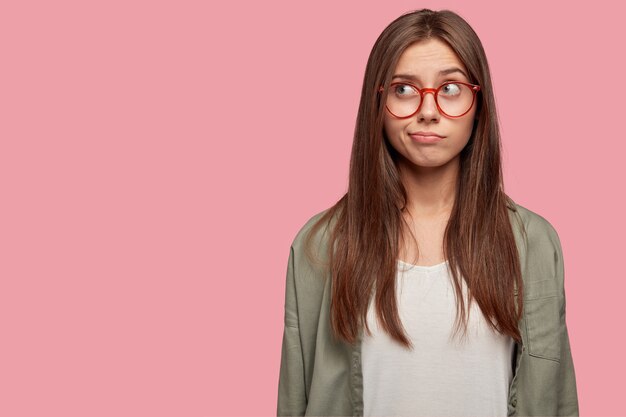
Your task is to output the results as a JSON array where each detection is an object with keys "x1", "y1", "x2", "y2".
[{"x1": 378, "y1": 81, "x2": 481, "y2": 119}]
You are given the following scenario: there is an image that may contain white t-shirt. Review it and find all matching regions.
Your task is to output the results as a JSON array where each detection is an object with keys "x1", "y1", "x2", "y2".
[{"x1": 362, "y1": 259, "x2": 516, "y2": 417}]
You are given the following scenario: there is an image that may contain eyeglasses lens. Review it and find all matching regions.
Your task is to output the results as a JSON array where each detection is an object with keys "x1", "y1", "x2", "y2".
[{"x1": 386, "y1": 83, "x2": 475, "y2": 117}]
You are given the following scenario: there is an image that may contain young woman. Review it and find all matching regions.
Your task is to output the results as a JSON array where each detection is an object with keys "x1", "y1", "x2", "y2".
[{"x1": 277, "y1": 8, "x2": 578, "y2": 417}]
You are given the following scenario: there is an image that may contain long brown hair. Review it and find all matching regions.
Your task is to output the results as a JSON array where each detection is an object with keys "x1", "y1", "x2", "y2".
[{"x1": 304, "y1": 8, "x2": 523, "y2": 349}]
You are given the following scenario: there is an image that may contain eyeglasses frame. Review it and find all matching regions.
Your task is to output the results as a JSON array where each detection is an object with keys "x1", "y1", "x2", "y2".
[{"x1": 378, "y1": 81, "x2": 481, "y2": 119}]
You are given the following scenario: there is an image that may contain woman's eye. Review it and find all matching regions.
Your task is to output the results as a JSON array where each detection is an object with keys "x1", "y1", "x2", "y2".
[
  {"x1": 394, "y1": 84, "x2": 417, "y2": 96},
  {"x1": 441, "y1": 83, "x2": 461, "y2": 96}
]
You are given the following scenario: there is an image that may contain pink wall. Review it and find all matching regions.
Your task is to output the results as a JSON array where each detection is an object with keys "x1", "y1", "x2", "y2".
[{"x1": 1, "y1": 0, "x2": 622, "y2": 415}]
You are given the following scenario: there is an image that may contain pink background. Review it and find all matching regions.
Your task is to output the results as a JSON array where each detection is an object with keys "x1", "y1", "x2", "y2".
[{"x1": 1, "y1": 0, "x2": 623, "y2": 416}]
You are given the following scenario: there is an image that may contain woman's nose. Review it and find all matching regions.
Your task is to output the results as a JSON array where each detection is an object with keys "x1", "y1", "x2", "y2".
[{"x1": 417, "y1": 92, "x2": 440, "y2": 121}]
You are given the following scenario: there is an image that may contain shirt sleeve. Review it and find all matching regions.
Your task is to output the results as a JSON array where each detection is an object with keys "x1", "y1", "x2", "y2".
[
  {"x1": 277, "y1": 246, "x2": 307, "y2": 416},
  {"x1": 552, "y1": 230, "x2": 580, "y2": 416}
]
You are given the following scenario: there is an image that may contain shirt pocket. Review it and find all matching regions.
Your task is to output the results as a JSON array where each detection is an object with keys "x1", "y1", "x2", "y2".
[{"x1": 523, "y1": 278, "x2": 562, "y2": 362}]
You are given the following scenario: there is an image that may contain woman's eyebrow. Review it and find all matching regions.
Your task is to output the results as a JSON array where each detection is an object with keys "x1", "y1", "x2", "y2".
[{"x1": 392, "y1": 67, "x2": 469, "y2": 81}]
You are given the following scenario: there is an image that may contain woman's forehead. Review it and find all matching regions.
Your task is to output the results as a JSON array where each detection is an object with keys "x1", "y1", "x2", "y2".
[{"x1": 394, "y1": 39, "x2": 466, "y2": 76}]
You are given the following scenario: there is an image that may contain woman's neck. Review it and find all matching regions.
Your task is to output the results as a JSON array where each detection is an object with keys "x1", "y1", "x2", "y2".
[{"x1": 398, "y1": 155, "x2": 459, "y2": 218}]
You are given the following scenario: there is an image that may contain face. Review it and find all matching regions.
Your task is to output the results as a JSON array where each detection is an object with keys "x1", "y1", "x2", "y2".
[{"x1": 383, "y1": 38, "x2": 478, "y2": 172}]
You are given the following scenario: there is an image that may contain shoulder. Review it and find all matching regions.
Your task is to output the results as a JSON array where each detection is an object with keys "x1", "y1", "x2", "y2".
[
  {"x1": 508, "y1": 199, "x2": 566, "y2": 298},
  {"x1": 290, "y1": 205, "x2": 340, "y2": 253},
  {"x1": 290, "y1": 208, "x2": 333, "y2": 249},
  {"x1": 288, "y1": 206, "x2": 337, "y2": 275},
  {"x1": 509, "y1": 199, "x2": 562, "y2": 252}
]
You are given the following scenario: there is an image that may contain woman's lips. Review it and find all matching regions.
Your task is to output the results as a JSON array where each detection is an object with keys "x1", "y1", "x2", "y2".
[{"x1": 409, "y1": 133, "x2": 445, "y2": 144}]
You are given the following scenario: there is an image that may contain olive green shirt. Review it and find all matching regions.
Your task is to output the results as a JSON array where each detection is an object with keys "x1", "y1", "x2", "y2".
[{"x1": 277, "y1": 201, "x2": 579, "y2": 416}]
